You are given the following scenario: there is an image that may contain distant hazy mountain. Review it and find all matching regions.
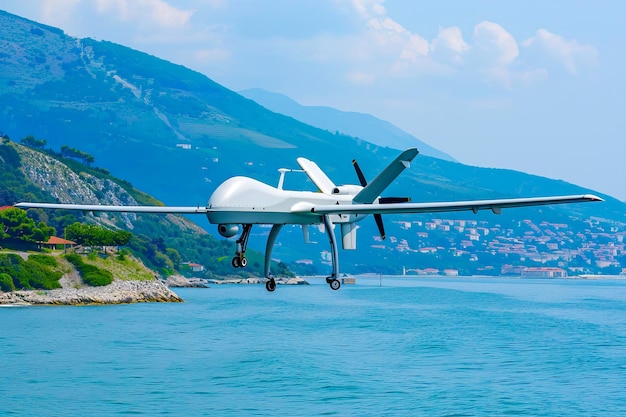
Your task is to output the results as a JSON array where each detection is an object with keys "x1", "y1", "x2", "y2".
[{"x1": 240, "y1": 88, "x2": 456, "y2": 162}]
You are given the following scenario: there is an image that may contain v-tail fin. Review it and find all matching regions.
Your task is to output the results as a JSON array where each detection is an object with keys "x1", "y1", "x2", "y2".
[
  {"x1": 297, "y1": 157, "x2": 337, "y2": 194},
  {"x1": 352, "y1": 148, "x2": 419, "y2": 204}
]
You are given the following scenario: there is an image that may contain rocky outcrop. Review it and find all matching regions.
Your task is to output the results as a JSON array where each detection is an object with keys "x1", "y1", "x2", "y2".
[
  {"x1": 165, "y1": 274, "x2": 208, "y2": 288},
  {"x1": 0, "y1": 280, "x2": 183, "y2": 306},
  {"x1": 15, "y1": 144, "x2": 141, "y2": 229}
]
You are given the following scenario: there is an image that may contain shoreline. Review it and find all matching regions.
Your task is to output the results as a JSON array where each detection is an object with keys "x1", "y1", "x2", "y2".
[
  {"x1": 6, "y1": 273, "x2": 619, "y2": 306},
  {"x1": 0, "y1": 276, "x2": 310, "y2": 306},
  {"x1": 302, "y1": 273, "x2": 626, "y2": 280},
  {"x1": 0, "y1": 279, "x2": 183, "y2": 306},
  {"x1": 207, "y1": 276, "x2": 309, "y2": 286}
]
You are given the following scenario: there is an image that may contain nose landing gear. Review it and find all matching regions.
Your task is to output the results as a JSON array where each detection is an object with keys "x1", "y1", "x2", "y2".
[{"x1": 231, "y1": 224, "x2": 252, "y2": 268}]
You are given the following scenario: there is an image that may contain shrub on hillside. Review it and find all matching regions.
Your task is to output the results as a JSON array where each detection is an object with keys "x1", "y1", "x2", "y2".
[
  {"x1": 83, "y1": 269, "x2": 114, "y2": 286},
  {"x1": 0, "y1": 272, "x2": 15, "y2": 292},
  {"x1": 28, "y1": 254, "x2": 58, "y2": 267},
  {"x1": 0, "y1": 254, "x2": 61, "y2": 290},
  {"x1": 21, "y1": 261, "x2": 62, "y2": 290},
  {"x1": 64, "y1": 253, "x2": 113, "y2": 287}
]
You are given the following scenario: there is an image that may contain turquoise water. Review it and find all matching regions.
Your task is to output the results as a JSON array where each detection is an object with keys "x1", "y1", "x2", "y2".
[{"x1": 2, "y1": 277, "x2": 626, "y2": 416}]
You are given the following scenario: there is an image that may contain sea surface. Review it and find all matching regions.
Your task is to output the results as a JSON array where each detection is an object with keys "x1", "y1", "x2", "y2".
[{"x1": 1, "y1": 276, "x2": 626, "y2": 416}]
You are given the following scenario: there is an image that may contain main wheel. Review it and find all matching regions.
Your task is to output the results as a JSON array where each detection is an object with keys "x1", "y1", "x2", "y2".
[
  {"x1": 265, "y1": 278, "x2": 277, "y2": 292},
  {"x1": 329, "y1": 278, "x2": 341, "y2": 291},
  {"x1": 240, "y1": 257, "x2": 248, "y2": 268},
  {"x1": 231, "y1": 256, "x2": 240, "y2": 268}
]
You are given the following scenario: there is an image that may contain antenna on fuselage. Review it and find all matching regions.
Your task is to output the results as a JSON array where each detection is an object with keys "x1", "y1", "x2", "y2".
[{"x1": 277, "y1": 168, "x2": 304, "y2": 190}]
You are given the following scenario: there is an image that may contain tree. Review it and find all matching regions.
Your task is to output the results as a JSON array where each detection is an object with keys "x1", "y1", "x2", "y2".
[
  {"x1": 60, "y1": 145, "x2": 95, "y2": 165},
  {"x1": 113, "y1": 230, "x2": 132, "y2": 247},
  {"x1": 0, "y1": 190, "x2": 17, "y2": 207},
  {"x1": 64, "y1": 222, "x2": 132, "y2": 248},
  {"x1": 0, "y1": 208, "x2": 55, "y2": 243},
  {"x1": 166, "y1": 248, "x2": 182, "y2": 268},
  {"x1": 20, "y1": 135, "x2": 46, "y2": 149},
  {"x1": 64, "y1": 222, "x2": 94, "y2": 246}
]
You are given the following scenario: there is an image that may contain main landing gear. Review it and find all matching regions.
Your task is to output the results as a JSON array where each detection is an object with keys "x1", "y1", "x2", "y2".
[
  {"x1": 326, "y1": 276, "x2": 341, "y2": 290},
  {"x1": 322, "y1": 215, "x2": 341, "y2": 291},
  {"x1": 230, "y1": 217, "x2": 342, "y2": 292},
  {"x1": 231, "y1": 224, "x2": 252, "y2": 269}
]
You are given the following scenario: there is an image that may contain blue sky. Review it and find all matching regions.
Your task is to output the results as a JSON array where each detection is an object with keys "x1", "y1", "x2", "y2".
[{"x1": 1, "y1": 0, "x2": 624, "y2": 200}]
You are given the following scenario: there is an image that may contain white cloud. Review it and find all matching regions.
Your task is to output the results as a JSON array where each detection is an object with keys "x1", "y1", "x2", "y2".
[
  {"x1": 14, "y1": 0, "x2": 598, "y2": 94},
  {"x1": 350, "y1": 0, "x2": 386, "y2": 19},
  {"x1": 430, "y1": 26, "x2": 468, "y2": 66},
  {"x1": 37, "y1": 0, "x2": 81, "y2": 27},
  {"x1": 472, "y1": 21, "x2": 519, "y2": 87},
  {"x1": 434, "y1": 26, "x2": 469, "y2": 54},
  {"x1": 344, "y1": 0, "x2": 433, "y2": 80},
  {"x1": 341, "y1": 5, "x2": 597, "y2": 88},
  {"x1": 473, "y1": 21, "x2": 518, "y2": 67},
  {"x1": 358, "y1": 4, "x2": 429, "y2": 60},
  {"x1": 94, "y1": 0, "x2": 193, "y2": 28},
  {"x1": 521, "y1": 29, "x2": 598, "y2": 74}
]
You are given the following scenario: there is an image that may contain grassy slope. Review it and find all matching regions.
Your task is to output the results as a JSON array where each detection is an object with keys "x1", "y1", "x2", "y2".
[
  {"x1": 82, "y1": 252, "x2": 156, "y2": 282},
  {"x1": 0, "y1": 249, "x2": 157, "y2": 292}
]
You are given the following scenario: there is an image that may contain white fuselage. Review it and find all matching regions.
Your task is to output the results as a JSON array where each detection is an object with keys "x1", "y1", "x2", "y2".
[{"x1": 206, "y1": 176, "x2": 365, "y2": 226}]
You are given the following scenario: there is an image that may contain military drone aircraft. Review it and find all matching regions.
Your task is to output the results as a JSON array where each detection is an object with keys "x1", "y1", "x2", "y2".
[{"x1": 15, "y1": 148, "x2": 602, "y2": 292}]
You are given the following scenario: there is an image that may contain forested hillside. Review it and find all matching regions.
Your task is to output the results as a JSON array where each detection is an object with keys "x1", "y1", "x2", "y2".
[{"x1": 0, "y1": 136, "x2": 292, "y2": 279}]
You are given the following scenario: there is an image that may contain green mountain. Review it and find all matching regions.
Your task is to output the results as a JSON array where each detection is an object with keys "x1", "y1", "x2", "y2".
[{"x1": 1, "y1": 10, "x2": 626, "y2": 275}]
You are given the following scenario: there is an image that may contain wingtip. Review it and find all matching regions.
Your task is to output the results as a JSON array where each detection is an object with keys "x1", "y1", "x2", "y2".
[{"x1": 584, "y1": 194, "x2": 604, "y2": 202}]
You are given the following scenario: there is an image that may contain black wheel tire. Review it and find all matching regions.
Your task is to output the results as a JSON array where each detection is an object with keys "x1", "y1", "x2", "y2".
[
  {"x1": 330, "y1": 279, "x2": 341, "y2": 290},
  {"x1": 240, "y1": 257, "x2": 248, "y2": 268},
  {"x1": 266, "y1": 279, "x2": 277, "y2": 292},
  {"x1": 232, "y1": 257, "x2": 240, "y2": 268}
]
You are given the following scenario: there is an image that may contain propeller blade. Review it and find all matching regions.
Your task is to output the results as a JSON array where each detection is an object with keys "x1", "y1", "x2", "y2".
[
  {"x1": 379, "y1": 197, "x2": 411, "y2": 204},
  {"x1": 352, "y1": 159, "x2": 388, "y2": 240},
  {"x1": 352, "y1": 159, "x2": 368, "y2": 187},
  {"x1": 374, "y1": 214, "x2": 386, "y2": 240}
]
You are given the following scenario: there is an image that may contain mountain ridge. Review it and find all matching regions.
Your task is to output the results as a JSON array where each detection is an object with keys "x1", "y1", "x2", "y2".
[{"x1": 239, "y1": 87, "x2": 457, "y2": 162}]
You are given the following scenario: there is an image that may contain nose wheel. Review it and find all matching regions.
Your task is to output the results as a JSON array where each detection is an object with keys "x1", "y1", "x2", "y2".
[
  {"x1": 231, "y1": 224, "x2": 252, "y2": 269},
  {"x1": 231, "y1": 255, "x2": 248, "y2": 268}
]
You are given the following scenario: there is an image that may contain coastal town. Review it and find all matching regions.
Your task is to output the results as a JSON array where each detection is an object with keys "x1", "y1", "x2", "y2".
[{"x1": 369, "y1": 214, "x2": 626, "y2": 277}]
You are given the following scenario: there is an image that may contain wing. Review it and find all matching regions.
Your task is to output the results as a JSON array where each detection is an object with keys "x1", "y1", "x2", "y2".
[
  {"x1": 292, "y1": 194, "x2": 603, "y2": 216},
  {"x1": 14, "y1": 202, "x2": 209, "y2": 214}
]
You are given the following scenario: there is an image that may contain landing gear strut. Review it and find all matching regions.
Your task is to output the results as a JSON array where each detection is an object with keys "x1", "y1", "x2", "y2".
[
  {"x1": 263, "y1": 224, "x2": 283, "y2": 292},
  {"x1": 322, "y1": 215, "x2": 341, "y2": 291},
  {"x1": 234, "y1": 219, "x2": 343, "y2": 292},
  {"x1": 231, "y1": 224, "x2": 252, "y2": 268}
]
